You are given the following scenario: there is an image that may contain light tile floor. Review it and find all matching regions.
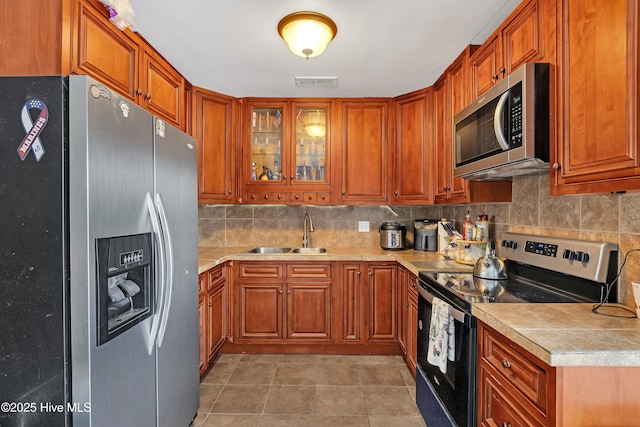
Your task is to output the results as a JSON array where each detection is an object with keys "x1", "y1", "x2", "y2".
[{"x1": 195, "y1": 353, "x2": 427, "y2": 427}]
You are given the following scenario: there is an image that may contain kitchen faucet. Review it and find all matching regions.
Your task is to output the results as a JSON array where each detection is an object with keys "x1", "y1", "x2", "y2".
[{"x1": 302, "y1": 212, "x2": 314, "y2": 248}]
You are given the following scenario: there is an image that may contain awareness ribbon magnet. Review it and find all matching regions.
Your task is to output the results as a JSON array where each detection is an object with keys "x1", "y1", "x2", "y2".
[{"x1": 17, "y1": 99, "x2": 48, "y2": 162}]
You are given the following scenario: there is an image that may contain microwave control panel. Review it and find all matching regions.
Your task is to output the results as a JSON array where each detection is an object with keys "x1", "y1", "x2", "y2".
[{"x1": 510, "y1": 81, "x2": 523, "y2": 148}]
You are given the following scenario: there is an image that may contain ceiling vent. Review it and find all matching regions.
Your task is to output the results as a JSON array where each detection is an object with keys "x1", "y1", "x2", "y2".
[{"x1": 295, "y1": 77, "x2": 338, "y2": 87}]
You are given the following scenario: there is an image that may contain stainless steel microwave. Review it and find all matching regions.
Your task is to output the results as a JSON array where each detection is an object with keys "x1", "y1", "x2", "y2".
[{"x1": 453, "y1": 62, "x2": 550, "y2": 180}]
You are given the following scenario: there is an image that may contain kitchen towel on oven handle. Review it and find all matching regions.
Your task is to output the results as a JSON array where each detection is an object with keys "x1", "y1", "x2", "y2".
[{"x1": 427, "y1": 296, "x2": 456, "y2": 373}]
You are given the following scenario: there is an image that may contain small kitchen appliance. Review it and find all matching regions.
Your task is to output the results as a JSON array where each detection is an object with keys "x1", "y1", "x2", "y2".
[
  {"x1": 454, "y1": 62, "x2": 550, "y2": 181},
  {"x1": 415, "y1": 232, "x2": 619, "y2": 427},
  {"x1": 414, "y1": 219, "x2": 438, "y2": 251},
  {"x1": 379, "y1": 221, "x2": 407, "y2": 250}
]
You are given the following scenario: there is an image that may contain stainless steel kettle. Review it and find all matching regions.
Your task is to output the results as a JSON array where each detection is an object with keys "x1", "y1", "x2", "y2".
[{"x1": 473, "y1": 240, "x2": 508, "y2": 280}]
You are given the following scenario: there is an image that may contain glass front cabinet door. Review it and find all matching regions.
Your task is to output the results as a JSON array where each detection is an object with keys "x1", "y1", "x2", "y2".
[{"x1": 245, "y1": 100, "x2": 331, "y2": 204}]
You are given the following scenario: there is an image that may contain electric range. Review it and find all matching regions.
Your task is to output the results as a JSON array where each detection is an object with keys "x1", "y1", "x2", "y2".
[{"x1": 414, "y1": 232, "x2": 619, "y2": 427}]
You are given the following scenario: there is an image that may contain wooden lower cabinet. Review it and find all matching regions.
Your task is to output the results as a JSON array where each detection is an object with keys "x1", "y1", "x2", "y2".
[
  {"x1": 236, "y1": 262, "x2": 332, "y2": 343},
  {"x1": 478, "y1": 321, "x2": 640, "y2": 426},
  {"x1": 337, "y1": 263, "x2": 364, "y2": 343},
  {"x1": 397, "y1": 266, "x2": 418, "y2": 375},
  {"x1": 198, "y1": 263, "x2": 228, "y2": 375},
  {"x1": 366, "y1": 263, "x2": 397, "y2": 342},
  {"x1": 406, "y1": 275, "x2": 418, "y2": 376}
]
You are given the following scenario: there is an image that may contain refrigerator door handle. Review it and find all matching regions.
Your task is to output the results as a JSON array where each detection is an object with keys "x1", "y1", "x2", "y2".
[
  {"x1": 146, "y1": 192, "x2": 166, "y2": 354},
  {"x1": 155, "y1": 192, "x2": 174, "y2": 347}
]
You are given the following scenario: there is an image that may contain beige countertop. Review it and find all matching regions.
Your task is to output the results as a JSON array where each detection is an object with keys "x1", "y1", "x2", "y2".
[
  {"x1": 198, "y1": 246, "x2": 640, "y2": 367},
  {"x1": 198, "y1": 246, "x2": 473, "y2": 276},
  {"x1": 473, "y1": 303, "x2": 640, "y2": 367}
]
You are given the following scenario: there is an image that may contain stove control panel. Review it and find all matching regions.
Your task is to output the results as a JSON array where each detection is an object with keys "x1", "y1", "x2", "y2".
[
  {"x1": 524, "y1": 240, "x2": 558, "y2": 257},
  {"x1": 497, "y1": 232, "x2": 618, "y2": 283}
]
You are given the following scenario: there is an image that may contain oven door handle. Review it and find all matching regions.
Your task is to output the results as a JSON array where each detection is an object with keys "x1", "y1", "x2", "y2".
[{"x1": 418, "y1": 285, "x2": 467, "y2": 323}]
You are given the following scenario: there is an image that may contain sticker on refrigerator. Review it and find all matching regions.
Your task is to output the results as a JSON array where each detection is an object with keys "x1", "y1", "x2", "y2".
[
  {"x1": 17, "y1": 99, "x2": 48, "y2": 162},
  {"x1": 155, "y1": 119, "x2": 165, "y2": 138},
  {"x1": 89, "y1": 83, "x2": 111, "y2": 100},
  {"x1": 119, "y1": 100, "x2": 131, "y2": 118}
]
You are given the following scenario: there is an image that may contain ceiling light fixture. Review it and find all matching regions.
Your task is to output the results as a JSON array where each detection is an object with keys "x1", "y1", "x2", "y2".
[{"x1": 277, "y1": 11, "x2": 337, "y2": 60}]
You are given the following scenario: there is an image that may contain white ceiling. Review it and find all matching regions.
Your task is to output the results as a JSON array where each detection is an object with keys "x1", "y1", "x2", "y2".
[{"x1": 130, "y1": 0, "x2": 522, "y2": 98}]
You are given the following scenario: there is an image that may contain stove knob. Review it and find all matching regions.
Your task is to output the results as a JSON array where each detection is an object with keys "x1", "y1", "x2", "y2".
[
  {"x1": 511, "y1": 241, "x2": 518, "y2": 250},
  {"x1": 562, "y1": 249, "x2": 571, "y2": 259},
  {"x1": 575, "y1": 251, "x2": 590, "y2": 263}
]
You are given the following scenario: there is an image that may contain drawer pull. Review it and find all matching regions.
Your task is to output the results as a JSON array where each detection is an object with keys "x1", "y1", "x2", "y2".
[
  {"x1": 502, "y1": 423, "x2": 512, "y2": 427},
  {"x1": 502, "y1": 359, "x2": 511, "y2": 369}
]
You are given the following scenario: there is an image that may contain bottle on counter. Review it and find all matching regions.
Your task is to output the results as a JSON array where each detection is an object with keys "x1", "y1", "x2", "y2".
[
  {"x1": 477, "y1": 214, "x2": 489, "y2": 241},
  {"x1": 463, "y1": 211, "x2": 473, "y2": 241}
]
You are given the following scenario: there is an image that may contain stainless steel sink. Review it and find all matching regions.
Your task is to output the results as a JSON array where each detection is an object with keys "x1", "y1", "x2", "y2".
[
  {"x1": 244, "y1": 247, "x2": 328, "y2": 254},
  {"x1": 290, "y1": 247, "x2": 328, "y2": 254},
  {"x1": 245, "y1": 247, "x2": 291, "y2": 254}
]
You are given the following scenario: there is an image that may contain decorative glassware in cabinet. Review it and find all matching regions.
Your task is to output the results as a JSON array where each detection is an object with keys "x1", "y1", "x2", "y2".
[
  {"x1": 294, "y1": 107, "x2": 327, "y2": 182},
  {"x1": 250, "y1": 107, "x2": 283, "y2": 182}
]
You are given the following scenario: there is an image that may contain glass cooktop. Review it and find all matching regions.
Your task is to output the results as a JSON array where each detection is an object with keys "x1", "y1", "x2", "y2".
[{"x1": 423, "y1": 272, "x2": 593, "y2": 304}]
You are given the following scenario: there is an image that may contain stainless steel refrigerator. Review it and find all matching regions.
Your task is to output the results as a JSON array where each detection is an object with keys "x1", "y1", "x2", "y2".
[{"x1": 0, "y1": 75, "x2": 199, "y2": 426}]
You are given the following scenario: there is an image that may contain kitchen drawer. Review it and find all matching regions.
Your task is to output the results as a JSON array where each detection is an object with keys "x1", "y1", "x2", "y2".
[
  {"x1": 480, "y1": 324, "x2": 549, "y2": 415},
  {"x1": 289, "y1": 192, "x2": 332, "y2": 204},
  {"x1": 198, "y1": 272, "x2": 206, "y2": 293},
  {"x1": 288, "y1": 264, "x2": 331, "y2": 278},
  {"x1": 208, "y1": 265, "x2": 225, "y2": 290},
  {"x1": 238, "y1": 263, "x2": 283, "y2": 279},
  {"x1": 479, "y1": 364, "x2": 544, "y2": 427},
  {"x1": 246, "y1": 192, "x2": 288, "y2": 203}
]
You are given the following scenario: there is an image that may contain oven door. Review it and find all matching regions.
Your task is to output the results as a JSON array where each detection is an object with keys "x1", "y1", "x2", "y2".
[{"x1": 416, "y1": 279, "x2": 477, "y2": 427}]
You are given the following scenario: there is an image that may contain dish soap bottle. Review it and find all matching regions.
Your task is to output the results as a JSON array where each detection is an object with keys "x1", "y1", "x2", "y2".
[{"x1": 463, "y1": 211, "x2": 473, "y2": 241}]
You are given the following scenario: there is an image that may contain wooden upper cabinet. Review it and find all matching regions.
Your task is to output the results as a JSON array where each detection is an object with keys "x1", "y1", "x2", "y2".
[
  {"x1": 433, "y1": 48, "x2": 512, "y2": 204},
  {"x1": 73, "y1": 0, "x2": 187, "y2": 130},
  {"x1": 393, "y1": 89, "x2": 433, "y2": 204},
  {"x1": 73, "y1": 0, "x2": 139, "y2": 100},
  {"x1": 0, "y1": 0, "x2": 70, "y2": 75},
  {"x1": 552, "y1": 0, "x2": 640, "y2": 194},
  {"x1": 139, "y1": 44, "x2": 186, "y2": 130},
  {"x1": 194, "y1": 87, "x2": 236, "y2": 203},
  {"x1": 471, "y1": 0, "x2": 547, "y2": 98},
  {"x1": 338, "y1": 100, "x2": 391, "y2": 204}
]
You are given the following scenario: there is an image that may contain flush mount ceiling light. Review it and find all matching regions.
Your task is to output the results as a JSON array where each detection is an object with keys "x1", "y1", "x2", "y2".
[{"x1": 278, "y1": 11, "x2": 337, "y2": 59}]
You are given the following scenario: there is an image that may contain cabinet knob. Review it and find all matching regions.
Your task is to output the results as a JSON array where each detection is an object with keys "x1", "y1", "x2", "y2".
[
  {"x1": 228, "y1": 190, "x2": 232, "y2": 195},
  {"x1": 250, "y1": 194, "x2": 256, "y2": 200},
  {"x1": 295, "y1": 194, "x2": 300, "y2": 200},
  {"x1": 500, "y1": 67, "x2": 506, "y2": 75},
  {"x1": 357, "y1": 271, "x2": 361, "y2": 275},
  {"x1": 279, "y1": 290, "x2": 283, "y2": 294},
  {"x1": 492, "y1": 74, "x2": 499, "y2": 81},
  {"x1": 342, "y1": 191, "x2": 346, "y2": 196},
  {"x1": 208, "y1": 303, "x2": 213, "y2": 307},
  {"x1": 308, "y1": 195, "x2": 312, "y2": 200},
  {"x1": 277, "y1": 194, "x2": 283, "y2": 200},
  {"x1": 394, "y1": 191, "x2": 399, "y2": 195},
  {"x1": 501, "y1": 359, "x2": 511, "y2": 369},
  {"x1": 321, "y1": 194, "x2": 326, "y2": 200},
  {"x1": 552, "y1": 162, "x2": 561, "y2": 170},
  {"x1": 144, "y1": 93, "x2": 151, "y2": 100},
  {"x1": 502, "y1": 423, "x2": 512, "y2": 427},
  {"x1": 136, "y1": 88, "x2": 143, "y2": 95},
  {"x1": 286, "y1": 290, "x2": 291, "y2": 294},
  {"x1": 290, "y1": 175, "x2": 294, "y2": 180},
  {"x1": 264, "y1": 194, "x2": 269, "y2": 199}
]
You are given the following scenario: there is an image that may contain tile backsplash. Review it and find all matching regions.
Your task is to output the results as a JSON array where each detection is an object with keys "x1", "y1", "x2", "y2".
[{"x1": 199, "y1": 175, "x2": 640, "y2": 306}]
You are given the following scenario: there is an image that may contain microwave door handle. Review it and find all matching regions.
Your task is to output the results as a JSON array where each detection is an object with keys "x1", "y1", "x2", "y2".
[{"x1": 493, "y1": 90, "x2": 510, "y2": 151}]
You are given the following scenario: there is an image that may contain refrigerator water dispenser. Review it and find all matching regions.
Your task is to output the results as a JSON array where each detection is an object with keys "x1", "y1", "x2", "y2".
[{"x1": 96, "y1": 233, "x2": 153, "y2": 345}]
